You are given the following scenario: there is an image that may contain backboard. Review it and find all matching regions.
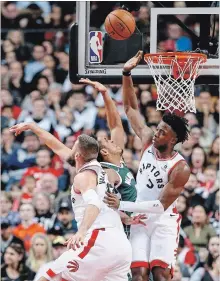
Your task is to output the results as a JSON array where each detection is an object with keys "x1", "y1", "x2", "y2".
[{"x1": 69, "y1": 1, "x2": 219, "y2": 85}]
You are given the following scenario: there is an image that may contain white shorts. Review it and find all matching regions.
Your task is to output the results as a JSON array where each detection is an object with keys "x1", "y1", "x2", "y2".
[
  {"x1": 130, "y1": 212, "x2": 181, "y2": 274},
  {"x1": 43, "y1": 227, "x2": 132, "y2": 281}
]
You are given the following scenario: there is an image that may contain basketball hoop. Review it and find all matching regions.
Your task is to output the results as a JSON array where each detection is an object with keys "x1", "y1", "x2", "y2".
[{"x1": 144, "y1": 52, "x2": 207, "y2": 113}]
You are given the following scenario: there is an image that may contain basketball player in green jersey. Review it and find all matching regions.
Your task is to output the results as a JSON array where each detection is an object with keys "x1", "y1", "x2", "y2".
[{"x1": 79, "y1": 78, "x2": 137, "y2": 237}]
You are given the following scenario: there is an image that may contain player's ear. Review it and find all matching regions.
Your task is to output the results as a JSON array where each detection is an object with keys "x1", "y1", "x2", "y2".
[
  {"x1": 171, "y1": 137, "x2": 177, "y2": 145},
  {"x1": 75, "y1": 152, "x2": 80, "y2": 160},
  {"x1": 100, "y1": 148, "x2": 108, "y2": 156}
]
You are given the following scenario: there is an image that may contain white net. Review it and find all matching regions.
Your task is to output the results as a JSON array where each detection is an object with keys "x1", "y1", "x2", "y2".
[{"x1": 144, "y1": 54, "x2": 206, "y2": 113}]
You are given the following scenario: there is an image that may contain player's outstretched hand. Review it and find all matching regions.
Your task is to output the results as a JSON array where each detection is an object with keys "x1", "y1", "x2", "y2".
[
  {"x1": 9, "y1": 122, "x2": 32, "y2": 136},
  {"x1": 129, "y1": 214, "x2": 147, "y2": 226},
  {"x1": 79, "y1": 78, "x2": 107, "y2": 93},
  {"x1": 65, "y1": 231, "x2": 85, "y2": 251},
  {"x1": 104, "y1": 192, "x2": 120, "y2": 209},
  {"x1": 123, "y1": 50, "x2": 143, "y2": 72}
]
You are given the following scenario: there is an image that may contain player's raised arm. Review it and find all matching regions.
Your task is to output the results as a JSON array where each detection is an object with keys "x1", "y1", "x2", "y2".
[
  {"x1": 122, "y1": 51, "x2": 153, "y2": 147},
  {"x1": 79, "y1": 78, "x2": 124, "y2": 149},
  {"x1": 105, "y1": 161, "x2": 190, "y2": 214},
  {"x1": 9, "y1": 122, "x2": 72, "y2": 161}
]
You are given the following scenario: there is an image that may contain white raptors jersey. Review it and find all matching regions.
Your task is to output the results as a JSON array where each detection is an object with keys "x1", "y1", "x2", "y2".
[
  {"x1": 71, "y1": 160, "x2": 123, "y2": 232},
  {"x1": 136, "y1": 144, "x2": 186, "y2": 214}
]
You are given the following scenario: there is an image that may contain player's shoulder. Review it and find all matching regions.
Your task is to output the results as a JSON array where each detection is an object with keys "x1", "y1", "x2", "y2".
[
  {"x1": 169, "y1": 160, "x2": 190, "y2": 184},
  {"x1": 74, "y1": 170, "x2": 97, "y2": 185}
]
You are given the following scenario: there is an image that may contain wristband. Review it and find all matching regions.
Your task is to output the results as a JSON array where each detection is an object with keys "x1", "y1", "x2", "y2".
[
  {"x1": 122, "y1": 71, "x2": 131, "y2": 76},
  {"x1": 82, "y1": 189, "x2": 101, "y2": 210}
]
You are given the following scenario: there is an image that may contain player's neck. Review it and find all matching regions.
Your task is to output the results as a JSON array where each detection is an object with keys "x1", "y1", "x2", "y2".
[
  {"x1": 155, "y1": 147, "x2": 175, "y2": 159},
  {"x1": 75, "y1": 159, "x2": 86, "y2": 173},
  {"x1": 105, "y1": 155, "x2": 121, "y2": 166}
]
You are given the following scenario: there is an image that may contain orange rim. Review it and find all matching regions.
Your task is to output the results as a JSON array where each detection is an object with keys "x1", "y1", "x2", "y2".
[{"x1": 144, "y1": 52, "x2": 207, "y2": 65}]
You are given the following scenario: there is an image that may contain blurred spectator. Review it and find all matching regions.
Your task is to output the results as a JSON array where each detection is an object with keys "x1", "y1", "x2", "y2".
[
  {"x1": 183, "y1": 173, "x2": 205, "y2": 209},
  {"x1": 0, "y1": 192, "x2": 20, "y2": 226},
  {"x1": 67, "y1": 91, "x2": 97, "y2": 132},
  {"x1": 180, "y1": 137, "x2": 195, "y2": 163},
  {"x1": 8, "y1": 61, "x2": 29, "y2": 104},
  {"x1": 190, "y1": 125, "x2": 214, "y2": 152},
  {"x1": 1, "y1": 90, "x2": 22, "y2": 119},
  {"x1": 52, "y1": 201, "x2": 77, "y2": 235},
  {"x1": 12, "y1": 203, "x2": 45, "y2": 251},
  {"x1": 33, "y1": 192, "x2": 56, "y2": 230},
  {"x1": 6, "y1": 131, "x2": 39, "y2": 186},
  {"x1": 18, "y1": 98, "x2": 57, "y2": 131},
  {"x1": 24, "y1": 45, "x2": 45, "y2": 83},
  {"x1": 190, "y1": 255, "x2": 220, "y2": 281},
  {"x1": 21, "y1": 90, "x2": 41, "y2": 112},
  {"x1": 6, "y1": 30, "x2": 31, "y2": 61},
  {"x1": 35, "y1": 173, "x2": 59, "y2": 195},
  {"x1": 35, "y1": 75, "x2": 50, "y2": 96},
  {"x1": 26, "y1": 233, "x2": 53, "y2": 273},
  {"x1": 1, "y1": 221, "x2": 24, "y2": 255},
  {"x1": 176, "y1": 194, "x2": 191, "y2": 228},
  {"x1": 184, "y1": 205, "x2": 216, "y2": 251},
  {"x1": 1, "y1": 242, "x2": 35, "y2": 281},
  {"x1": 189, "y1": 145, "x2": 208, "y2": 175},
  {"x1": 1, "y1": 127, "x2": 19, "y2": 175},
  {"x1": 20, "y1": 147, "x2": 62, "y2": 185},
  {"x1": 21, "y1": 175, "x2": 36, "y2": 201},
  {"x1": 208, "y1": 136, "x2": 219, "y2": 168},
  {"x1": 16, "y1": 1, "x2": 51, "y2": 17},
  {"x1": 51, "y1": 236, "x2": 67, "y2": 259},
  {"x1": 33, "y1": 236, "x2": 66, "y2": 281},
  {"x1": 1, "y1": 2, "x2": 20, "y2": 29}
]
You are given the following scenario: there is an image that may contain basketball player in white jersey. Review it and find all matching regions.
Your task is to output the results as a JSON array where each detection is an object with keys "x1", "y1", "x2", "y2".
[
  {"x1": 105, "y1": 51, "x2": 191, "y2": 281},
  {"x1": 9, "y1": 124, "x2": 132, "y2": 281}
]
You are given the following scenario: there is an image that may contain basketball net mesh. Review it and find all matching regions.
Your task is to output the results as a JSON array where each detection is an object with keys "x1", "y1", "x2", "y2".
[{"x1": 145, "y1": 55, "x2": 205, "y2": 113}]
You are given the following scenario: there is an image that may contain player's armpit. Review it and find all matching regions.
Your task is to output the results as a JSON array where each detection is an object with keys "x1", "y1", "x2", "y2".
[
  {"x1": 158, "y1": 161, "x2": 190, "y2": 211},
  {"x1": 104, "y1": 168, "x2": 121, "y2": 188}
]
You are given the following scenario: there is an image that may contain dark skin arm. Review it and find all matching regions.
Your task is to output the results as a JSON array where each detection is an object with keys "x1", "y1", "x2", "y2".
[
  {"x1": 104, "y1": 161, "x2": 191, "y2": 212},
  {"x1": 123, "y1": 51, "x2": 154, "y2": 148},
  {"x1": 79, "y1": 78, "x2": 124, "y2": 150},
  {"x1": 158, "y1": 161, "x2": 190, "y2": 210}
]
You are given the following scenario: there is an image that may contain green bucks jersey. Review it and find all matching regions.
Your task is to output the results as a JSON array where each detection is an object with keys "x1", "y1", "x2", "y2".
[{"x1": 101, "y1": 161, "x2": 137, "y2": 238}]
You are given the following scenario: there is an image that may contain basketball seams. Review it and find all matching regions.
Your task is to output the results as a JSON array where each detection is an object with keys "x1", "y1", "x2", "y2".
[
  {"x1": 110, "y1": 13, "x2": 133, "y2": 34},
  {"x1": 107, "y1": 16, "x2": 127, "y2": 39}
]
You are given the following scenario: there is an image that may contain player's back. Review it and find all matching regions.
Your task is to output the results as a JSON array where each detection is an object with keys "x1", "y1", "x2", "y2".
[
  {"x1": 136, "y1": 144, "x2": 186, "y2": 213},
  {"x1": 71, "y1": 160, "x2": 123, "y2": 232}
]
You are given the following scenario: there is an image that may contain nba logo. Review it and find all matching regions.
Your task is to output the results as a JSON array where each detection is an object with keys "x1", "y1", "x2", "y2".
[{"x1": 89, "y1": 31, "x2": 103, "y2": 64}]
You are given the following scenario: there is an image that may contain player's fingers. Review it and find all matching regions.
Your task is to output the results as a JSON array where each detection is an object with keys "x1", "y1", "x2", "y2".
[
  {"x1": 9, "y1": 125, "x2": 18, "y2": 131},
  {"x1": 76, "y1": 237, "x2": 82, "y2": 249},
  {"x1": 104, "y1": 197, "x2": 116, "y2": 204},
  {"x1": 105, "y1": 192, "x2": 116, "y2": 198},
  {"x1": 138, "y1": 50, "x2": 143, "y2": 57},
  {"x1": 66, "y1": 240, "x2": 72, "y2": 250},
  {"x1": 135, "y1": 51, "x2": 140, "y2": 58},
  {"x1": 139, "y1": 221, "x2": 146, "y2": 226},
  {"x1": 140, "y1": 214, "x2": 147, "y2": 220}
]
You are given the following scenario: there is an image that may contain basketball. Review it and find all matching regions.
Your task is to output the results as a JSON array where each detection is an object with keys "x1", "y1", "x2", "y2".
[{"x1": 104, "y1": 9, "x2": 136, "y2": 40}]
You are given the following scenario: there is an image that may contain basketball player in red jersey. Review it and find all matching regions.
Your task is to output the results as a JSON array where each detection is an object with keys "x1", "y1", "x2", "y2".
[{"x1": 105, "y1": 51, "x2": 191, "y2": 281}]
